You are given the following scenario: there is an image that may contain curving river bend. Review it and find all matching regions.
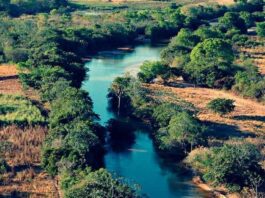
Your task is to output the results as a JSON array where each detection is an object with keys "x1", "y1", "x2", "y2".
[{"x1": 82, "y1": 44, "x2": 209, "y2": 198}]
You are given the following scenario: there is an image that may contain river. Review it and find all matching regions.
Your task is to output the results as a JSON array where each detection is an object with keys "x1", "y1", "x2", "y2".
[{"x1": 82, "y1": 43, "x2": 209, "y2": 198}]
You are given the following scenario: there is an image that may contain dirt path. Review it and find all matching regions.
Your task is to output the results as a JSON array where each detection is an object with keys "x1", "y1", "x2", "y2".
[{"x1": 146, "y1": 83, "x2": 265, "y2": 136}]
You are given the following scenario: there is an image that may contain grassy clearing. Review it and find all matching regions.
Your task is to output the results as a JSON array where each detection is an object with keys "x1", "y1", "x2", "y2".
[{"x1": 0, "y1": 94, "x2": 45, "y2": 126}]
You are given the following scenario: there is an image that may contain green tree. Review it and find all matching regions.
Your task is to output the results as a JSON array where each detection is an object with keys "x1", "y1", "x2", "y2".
[
  {"x1": 110, "y1": 76, "x2": 131, "y2": 113},
  {"x1": 62, "y1": 168, "x2": 141, "y2": 198},
  {"x1": 137, "y1": 61, "x2": 170, "y2": 83},
  {"x1": 239, "y1": 11, "x2": 254, "y2": 28},
  {"x1": 203, "y1": 144, "x2": 264, "y2": 192},
  {"x1": 161, "y1": 112, "x2": 204, "y2": 152},
  {"x1": 184, "y1": 38, "x2": 235, "y2": 87},
  {"x1": 207, "y1": 98, "x2": 235, "y2": 116},
  {"x1": 256, "y1": 22, "x2": 265, "y2": 37},
  {"x1": 218, "y1": 12, "x2": 247, "y2": 33}
]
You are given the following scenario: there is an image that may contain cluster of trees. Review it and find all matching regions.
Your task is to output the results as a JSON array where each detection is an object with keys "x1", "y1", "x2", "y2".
[
  {"x1": 60, "y1": 168, "x2": 141, "y2": 198},
  {"x1": 160, "y1": 6, "x2": 265, "y2": 101},
  {"x1": 187, "y1": 143, "x2": 264, "y2": 194},
  {"x1": 0, "y1": 5, "x2": 145, "y2": 196},
  {"x1": 0, "y1": 0, "x2": 68, "y2": 16},
  {"x1": 109, "y1": 75, "x2": 204, "y2": 157}
]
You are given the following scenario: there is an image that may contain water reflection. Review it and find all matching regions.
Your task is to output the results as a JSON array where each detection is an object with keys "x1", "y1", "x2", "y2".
[{"x1": 83, "y1": 44, "x2": 209, "y2": 198}]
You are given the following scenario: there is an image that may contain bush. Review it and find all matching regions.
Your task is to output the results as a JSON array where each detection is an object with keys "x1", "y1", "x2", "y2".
[
  {"x1": 61, "y1": 168, "x2": 141, "y2": 198},
  {"x1": 256, "y1": 22, "x2": 265, "y2": 37},
  {"x1": 205, "y1": 144, "x2": 264, "y2": 192},
  {"x1": 157, "y1": 111, "x2": 204, "y2": 152},
  {"x1": 207, "y1": 98, "x2": 235, "y2": 116},
  {"x1": 184, "y1": 38, "x2": 235, "y2": 87},
  {"x1": 137, "y1": 61, "x2": 170, "y2": 83},
  {"x1": 187, "y1": 144, "x2": 265, "y2": 192}
]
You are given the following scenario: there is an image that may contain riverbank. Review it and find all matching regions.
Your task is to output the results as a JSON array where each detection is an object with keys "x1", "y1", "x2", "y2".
[{"x1": 82, "y1": 44, "x2": 210, "y2": 198}]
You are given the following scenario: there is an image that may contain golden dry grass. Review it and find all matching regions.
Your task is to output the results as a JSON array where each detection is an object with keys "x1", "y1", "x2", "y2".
[
  {"x1": 145, "y1": 83, "x2": 265, "y2": 135},
  {"x1": 0, "y1": 126, "x2": 47, "y2": 166},
  {"x1": 0, "y1": 64, "x2": 23, "y2": 95},
  {"x1": 0, "y1": 126, "x2": 59, "y2": 197}
]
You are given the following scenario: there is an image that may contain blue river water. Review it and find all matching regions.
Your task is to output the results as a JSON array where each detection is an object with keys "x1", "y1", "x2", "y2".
[{"x1": 82, "y1": 44, "x2": 209, "y2": 198}]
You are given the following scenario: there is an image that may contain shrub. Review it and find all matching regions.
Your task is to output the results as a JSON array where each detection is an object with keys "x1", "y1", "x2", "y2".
[
  {"x1": 207, "y1": 98, "x2": 235, "y2": 116},
  {"x1": 256, "y1": 22, "x2": 265, "y2": 37},
  {"x1": 187, "y1": 144, "x2": 265, "y2": 192},
  {"x1": 184, "y1": 38, "x2": 235, "y2": 87},
  {"x1": 137, "y1": 61, "x2": 170, "y2": 83},
  {"x1": 61, "y1": 168, "x2": 141, "y2": 198},
  {"x1": 157, "y1": 111, "x2": 204, "y2": 152}
]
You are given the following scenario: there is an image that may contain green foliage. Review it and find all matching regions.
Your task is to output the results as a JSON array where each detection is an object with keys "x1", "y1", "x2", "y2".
[
  {"x1": 19, "y1": 65, "x2": 70, "y2": 89},
  {"x1": 49, "y1": 87, "x2": 95, "y2": 128},
  {"x1": 239, "y1": 11, "x2": 254, "y2": 28},
  {"x1": 152, "y1": 102, "x2": 196, "y2": 128},
  {"x1": 0, "y1": 158, "x2": 10, "y2": 174},
  {"x1": 61, "y1": 168, "x2": 141, "y2": 198},
  {"x1": 138, "y1": 61, "x2": 170, "y2": 83},
  {"x1": 0, "y1": 94, "x2": 45, "y2": 126},
  {"x1": 203, "y1": 144, "x2": 264, "y2": 192},
  {"x1": 207, "y1": 98, "x2": 235, "y2": 116},
  {"x1": 184, "y1": 38, "x2": 235, "y2": 87},
  {"x1": 256, "y1": 22, "x2": 265, "y2": 37},
  {"x1": 158, "y1": 112, "x2": 204, "y2": 151},
  {"x1": 0, "y1": 0, "x2": 68, "y2": 16},
  {"x1": 233, "y1": 61, "x2": 265, "y2": 101},
  {"x1": 218, "y1": 12, "x2": 247, "y2": 33},
  {"x1": 161, "y1": 28, "x2": 200, "y2": 67},
  {"x1": 42, "y1": 119, "x2": 101, "y2": 176}
]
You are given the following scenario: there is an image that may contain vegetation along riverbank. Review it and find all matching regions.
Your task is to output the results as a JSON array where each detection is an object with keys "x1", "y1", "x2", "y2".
[{"x1": 0, "y1": 0, "x2": 264, "y2": 197}]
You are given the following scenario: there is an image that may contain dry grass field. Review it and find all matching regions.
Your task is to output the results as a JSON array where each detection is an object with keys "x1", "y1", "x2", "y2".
[
  {"x1": 0, "y1": 65, "x2": 23, "y2": 95},
  {"x1": 145, "y1": 82, "x2": 265, "y2": 136},
  {"x1": 70, "y1": 0, "x2": 234, "y2": 7},
  {"x1": 0, "y1": 65, "x2": 56, "y2": 197},
  {"x1": 0, "y1": 126, "x2": 59, "y2": 198}
]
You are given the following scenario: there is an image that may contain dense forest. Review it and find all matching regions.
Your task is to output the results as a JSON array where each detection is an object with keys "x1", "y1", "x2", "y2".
[{"x1": 0, "y1": 0, "x2": 264, "y2": 197}]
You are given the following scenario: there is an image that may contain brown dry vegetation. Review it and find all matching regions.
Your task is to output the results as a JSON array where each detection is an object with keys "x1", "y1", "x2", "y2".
[
  {"x1": 0, "y1": 126, "x2": 47, "y2": 166},
  {"x1": 0, "y1": 126, "x2": 59, "y2": 197},
  {"x1": 0, "y1": 65, "x2": 55, "y2": 196},
  {"x1": 0, "y1": 64, "x2": 24, "y2": 95},
  {"x1": 0, "y1": 64, "x2": 41, "y2": 102},
  {"x1": 145, "y1": 82, "x2": 265, "y2": 136}
]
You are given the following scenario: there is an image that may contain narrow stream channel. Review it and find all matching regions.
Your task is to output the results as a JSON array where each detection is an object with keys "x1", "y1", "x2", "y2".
[{"x1": 82, "y1": 43, "x2": 209, "y2": 198}]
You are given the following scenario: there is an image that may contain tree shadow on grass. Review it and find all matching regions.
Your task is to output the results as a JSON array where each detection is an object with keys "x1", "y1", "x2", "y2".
[
  {"x1": 233, "y1": 115, "x2": 265, "y2": 122},
  {"x1": 203, "y1": 121, "x2": 255, "y2": 140}
]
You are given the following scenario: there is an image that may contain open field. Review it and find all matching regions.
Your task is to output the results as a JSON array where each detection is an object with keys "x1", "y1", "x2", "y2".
[
  {"x1": 0, "y1": 65, "x2": 23, "y2": 95},
  {"x1": 145, "y1": 82, "x2": 265, "y2": 136},
  {"x1": 0, "y1": 126, "x2": 59, "y2": 197},
  {"x1": 70, "y1": 0, "x2": 234, "y2": 9}
]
